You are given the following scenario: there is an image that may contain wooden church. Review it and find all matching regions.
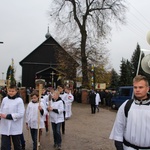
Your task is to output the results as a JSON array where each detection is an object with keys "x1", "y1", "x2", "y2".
[{"x1": 19, "y1": 27, "x2": 78, "y2": 88}]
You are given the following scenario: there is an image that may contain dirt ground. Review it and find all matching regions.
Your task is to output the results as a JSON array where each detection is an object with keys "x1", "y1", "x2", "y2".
[{"x1": 22, "y1": 102, "x2": 117, "y2": 150}]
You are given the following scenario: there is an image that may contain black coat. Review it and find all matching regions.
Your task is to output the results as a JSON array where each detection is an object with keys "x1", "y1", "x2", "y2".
[{"x1": 89, "y1": 92, "x2": 96, "y2": 105}]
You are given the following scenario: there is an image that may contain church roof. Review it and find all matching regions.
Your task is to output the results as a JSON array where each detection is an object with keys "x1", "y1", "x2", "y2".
[{"x1": 19, "y1": 34, "x2": 78, "y2": 67}]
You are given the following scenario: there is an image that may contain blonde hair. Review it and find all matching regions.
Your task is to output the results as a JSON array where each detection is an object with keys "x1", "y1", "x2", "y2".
[
  {"x1": 53, "y1": 90, "x2": 60, "y2": 96},
  {"x1": 133, "y1": 75, "x2": 149, "y2": 87}
]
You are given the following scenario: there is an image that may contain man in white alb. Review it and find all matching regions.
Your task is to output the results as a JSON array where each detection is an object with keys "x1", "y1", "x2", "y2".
[{"x1": 110, "y1": 75, "x2": 150, "y2": 150}]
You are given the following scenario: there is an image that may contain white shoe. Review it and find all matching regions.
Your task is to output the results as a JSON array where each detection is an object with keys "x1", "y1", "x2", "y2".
[{"x1": 38, "y1": 142, "x2": 40, "y2": 147}]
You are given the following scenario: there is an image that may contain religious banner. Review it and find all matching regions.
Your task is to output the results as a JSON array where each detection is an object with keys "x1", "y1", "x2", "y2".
[{"x1": 95, "y1": 83, "x2": 106, "y2": 90}]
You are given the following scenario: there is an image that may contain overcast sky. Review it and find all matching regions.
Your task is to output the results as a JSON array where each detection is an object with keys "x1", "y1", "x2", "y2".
[{"x1": 0, "y1": 0, "x2": 150, "y2": 82}]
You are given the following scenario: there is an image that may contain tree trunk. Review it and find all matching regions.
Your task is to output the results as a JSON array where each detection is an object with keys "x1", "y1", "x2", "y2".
[{"x1": 81, "y1": 29, "x2": 89, "y2": 88}]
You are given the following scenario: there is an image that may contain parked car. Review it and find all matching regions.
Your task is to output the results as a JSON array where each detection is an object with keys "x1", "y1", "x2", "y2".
[{"x1": 111, "y1": 86, "x2": 133, "y2": 109}]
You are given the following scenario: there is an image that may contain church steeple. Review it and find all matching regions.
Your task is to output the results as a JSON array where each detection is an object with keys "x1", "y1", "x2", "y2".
[{"x1": 45, "y1": 26, "x2": 51, "y2": 39}]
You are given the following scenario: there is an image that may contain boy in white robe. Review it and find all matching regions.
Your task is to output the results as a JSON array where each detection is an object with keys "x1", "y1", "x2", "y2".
[
  {"x1": 0, "y1": 85, "x2": 25, "y2": 150},
  {"x1": 57, "y1": 85, "x2": 67, "y2": 134},
  {"x1": 47, "y1": 90, "x2": 64, "y2": 150},
  {"x1": 26, "y1": 91, "x2": 46, "y2": 150},
  {"x1": 64, "y1": 87, "x2": 74, "y2": 119},
  {"x1": 40, "y1": 88, "x2": 49, "y2": 133}
]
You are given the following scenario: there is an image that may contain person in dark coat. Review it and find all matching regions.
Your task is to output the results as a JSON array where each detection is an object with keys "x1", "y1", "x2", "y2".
[
  {"x1": 105, "y1": 90, "x2": 113, "y2": 107},
  {"x1": 89, "y1": 90, "x2": 96, "y2": 114}
]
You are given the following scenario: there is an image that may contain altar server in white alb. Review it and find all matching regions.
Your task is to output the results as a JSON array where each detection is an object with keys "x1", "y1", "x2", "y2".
[
  {"x1": 109, "y1": 75, "x2": 150, "y2": 150},
  {"x1": 57, "y1": 85, "x2": 67, "y2": 134},
  {"x1": 0, "y1": 85, "x2": 25, "y2": 150},
  {"x1": 47, "y1": 90, "x2": 64, "y2": 150},
  {"x1": 26, "y1": 91, "x2": 46, "y2": 150},
  {"x1": 64, "y1": 87, "x2": 74, "y2": 119},
  {"x1": 40, "y1": 87, "x2": 49, "y2": 133}
]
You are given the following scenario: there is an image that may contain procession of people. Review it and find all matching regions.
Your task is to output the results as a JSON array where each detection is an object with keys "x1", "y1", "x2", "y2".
[
  {"x1": 2, "y1": 75, "x2": 150, "y2": 150},
  {"x1": 0, "y1": 83, "x2": 74, "y2": 150},
  {"x1": 0, "y1": 79, "x2": 118, "y2": 150}
]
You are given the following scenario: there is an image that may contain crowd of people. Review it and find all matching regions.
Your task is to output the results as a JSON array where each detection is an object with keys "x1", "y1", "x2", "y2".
[
  {"x1": 88, "y1": 88, "x2": 117, "y2": 114},
  {"x1": 73, "y1": 87, "x2": 116, "y2": 106},
  {"x1": 0, "y1": 84, "x2": 74, "y2": 150}
]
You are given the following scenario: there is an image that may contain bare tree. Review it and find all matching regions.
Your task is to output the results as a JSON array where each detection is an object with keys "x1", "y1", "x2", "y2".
[{"x1": 48, "y1": 0, "x2": 127, "y2": 88}]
